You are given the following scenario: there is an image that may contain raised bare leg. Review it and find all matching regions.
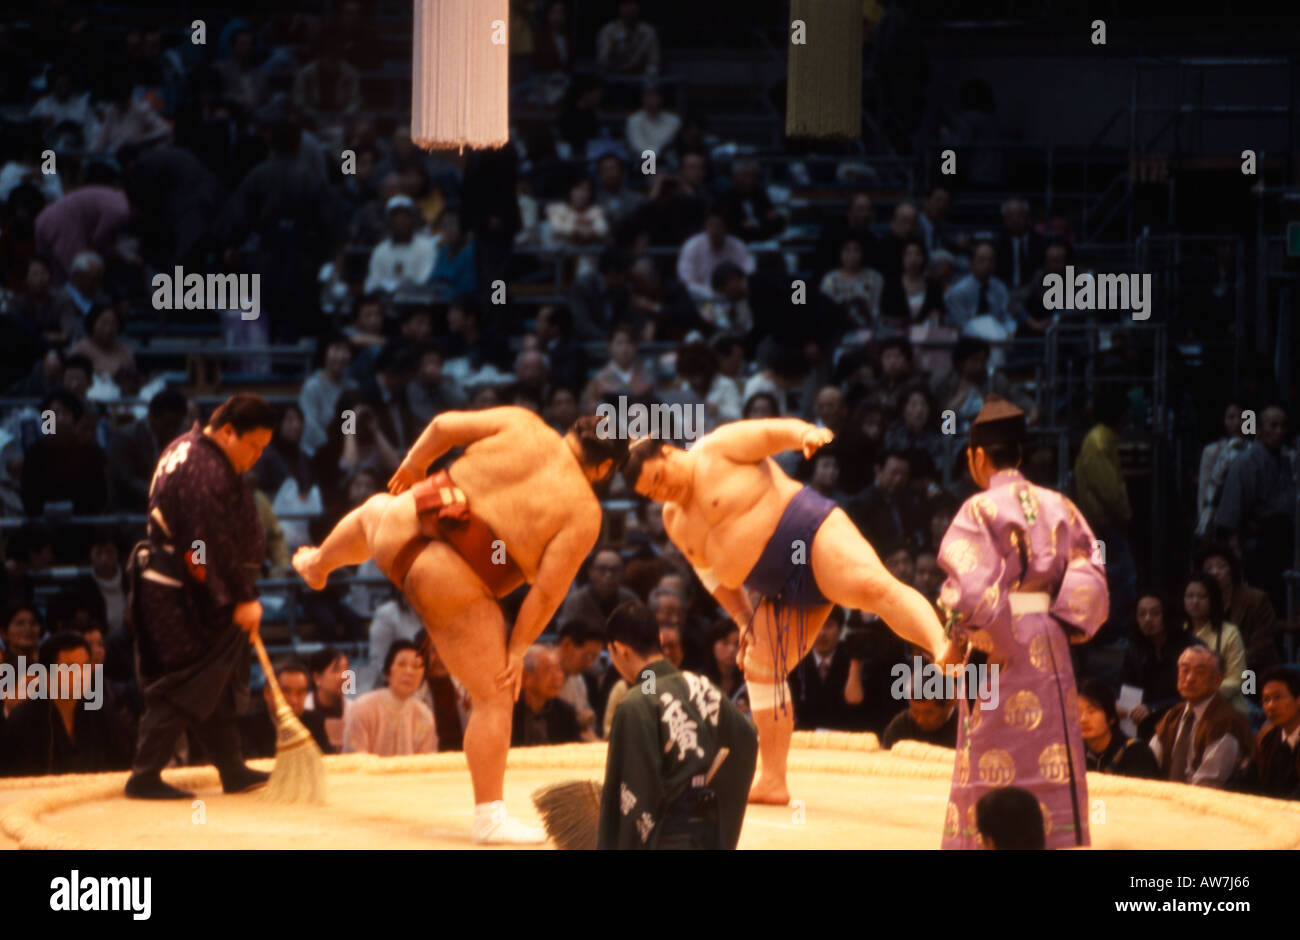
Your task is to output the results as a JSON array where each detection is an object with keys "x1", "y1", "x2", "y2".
[
  {"x1": 744, "y1": 600, "x2": 830, "y2": 805},
  {"x1": 293, "y1": 493, "x2": 394, "y2": 589},
  {"x1": 812, "y1": 509, "x2": 947, "y2": 659}
]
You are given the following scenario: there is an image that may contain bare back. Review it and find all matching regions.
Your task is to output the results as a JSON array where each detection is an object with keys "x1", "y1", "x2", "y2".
[{"x1": 663, "y1": 443, "x2": 805, "y2": 589}]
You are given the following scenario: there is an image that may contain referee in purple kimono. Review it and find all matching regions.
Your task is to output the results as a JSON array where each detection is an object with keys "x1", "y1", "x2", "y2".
[{"x1": 936, "y1": 396, "x2": 1109, "y2": 849}]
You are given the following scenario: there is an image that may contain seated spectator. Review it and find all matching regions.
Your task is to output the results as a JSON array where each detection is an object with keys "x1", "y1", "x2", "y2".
[
  {"x1": 214, "y1": 27, "x2": 267, "y2": 112},
  {"x1": 8, "y1": 256, "x2": 71, "y2": 347},
  {"x1": 299, "y1": 335, "x2": 359, "y2": 456},
  {"x1": 569, "y1": 247, "x2": 631, "y2": 341},
  {"x1": 814, "y1": 192, "x2": 878, "y2": 275},
  {"x1": 583, "y1": 324, "x2": 655, "y2": 408},
  {"x1": 677, "y1": 208, "x2": 754, "y2": 302},
  {"x1": 943, "y1": 240, "x2": 1010, "y2": 332},
  {"x1": 107, "y1": 387, "x2": 187, "y2": 511},
  {"x1": 932, "y1": 337, "x2": 990, "y2": 434},
  {"x1": 87, "y1": 528, "x2": 128, "y2": 635},
  {"x1": 345, "y1": 293, "x2": 389, "y2": 358},
  {"x1": 241, "y1": 658, "x2": 330, "y2": 758},
  {"x1": 343, "y1": 639, "x2": 437, "y2": 756},
  {"x1": 819, "y1": 237, "x2": 884, "y2": 330},
  {"x1": 742, "y1": 345, "x2": 807, "y2": 417},
  {"x1": 918, "y1": 185, "x2": 962, "y2": 257},
  {"x1": 1181, "y1": 575, "x2": 1249, "y2": 716},
  {"x1": 880, "y1": 237, "x2": 946, "y2": 325},
  {"x1": 304, "y1": 647, "x2": 352, "y2": 752},
  {"x1": 862, "y1": 337, "x2": 919, "y2": 416},
  {"x1": 20, "y1": 390, "x2": 107, "y2": 516},
  {"x1": 876, "y1": 202, "x2": 920, "y2": 285},
  {"x1": 718, "y1": 158, "x2": 782, "y2": 243},
  {"x1": 884, "y1": 387, "x2": 947, "y2": 472},
  {"x1": 558, "y1": 549, "x2": 640, "y2": 637},
  {"x1": 256, "y1": 404, "x2": 312, "y2": 499},
  {"x1": 533, "y1": 0, "x2": 576, "y2": 75},
  {"x1": 48, "y1": 251, "x2": 105, "y2": 346},
  {"x1": 697, "y1": 261, "x2": 753, "y2": 335},
  {"x1": 90, "y1": 73, "x2": 171, "y2": 153},
  {"x1": 547, "y1": 177, "x2": 610, "y2": 261},
  {"x1": 846, "y1": 450, "x2": 924, "y2": 553},
  {"x1": 363, "y1": 343, "x2": 420, "y2": 451},
  {"x1": 556, "y1": 621, "x2": 605, "y2": 741},
  {"x1": 511, "y1": 645, "x2": 582, "y2": 746},
  {"x1": 427, "y1": 209, "x2": 477, "y2": 296},
  {"x1": 881, "y1": 697, "x2": 958, "y2": 749},
  {"x1": 1, "y1": 632, "x2": 129, "y2": 776},
  {"x1": 994, "y1": 197, "x2": 1043, "y2": 292},
  {"x1": 292, "y1": 36, "x2": 361, "y2": 121},
  {"x1": 407, "y1": 342, "x2": 467, "y2": 424},
  {"x1": 743, "y1": 390, "x2": 780, "y2": 419},
  {"x1": 695, "y1": 620, "x2": 742, "y2": 699},
  {"x1": 1078, "y1": 678, "x2": 1161, "y2": 778},
  {"x1": 415, "y1": 633, "x2": 469, "y2": 752},
  {"x1": 1120, "y1": 590, "x2": 1202, "y2": 741},
  {"x1": 594, "y1": 154, "x2": 644, "y2": 229},
  {"x1": 68, "y1": 303, "x2": 134, "y2": 381},
  {"x1": 1256, "y1": 667, "x2": 1300, "y2": 799},
  {"x1": 1, "y1": 601, "x2": 43, "y2": 670},
  {"x1": 630, "y1": 158, "x2": 709, "y2": 246},
  {"x1": 29, "y1": 65, "x2": 100, "y2": 150},
  {"x1": 789, "y1": 608, "x2": 853, "y2": 731},
  {"x1": 1150, "y1": 646, "x2": 1254, "y2": 787},
  {"x1": 597, "y1": 1, "x2": 661, "y2": 77},
  {"x1": 364, "y1": 195, "x2": 437, "y2": 295},
  {"x1": 625, "y1": 82, "x2": 680, "y2": 161},
  {"x1": 975, "y1": 787, "x2": 1045, "y2": 850},
  {"x1": 915, "y1": 548, "x2": 944, "y2": 601}
]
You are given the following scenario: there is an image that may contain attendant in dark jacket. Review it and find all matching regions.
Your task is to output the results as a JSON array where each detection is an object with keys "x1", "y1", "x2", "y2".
[
  {"x1": 125, "y1": 395, "x2": 277, "y2": 800},
  {"x1": 1078, "y1": 678, "x2": 1161, "y2": 778},
  {"x1": 1120, "y1": 591, "x2": 1203, "y2": 741},
  {"x1": 1256, "y1": 667, "x2": 1300, "y2": 799},
  {"x1": 1, "y1": 632, "x2": 133, "y2": 777},
  {"x1": 510, "y1": 645, "x2": 581, "y2": 746}
]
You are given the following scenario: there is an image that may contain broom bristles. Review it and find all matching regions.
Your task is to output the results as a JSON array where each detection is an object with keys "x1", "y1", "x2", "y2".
[
  {"x1": 261, "y1": 703, "x2": 328, "y2": 804},
  {"x1": 531, "y1": 780, "x2": 601, "y2": 850}
]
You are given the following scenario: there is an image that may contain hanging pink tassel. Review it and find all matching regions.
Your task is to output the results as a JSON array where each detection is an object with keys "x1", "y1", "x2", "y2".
[{"x1": 411, "y1": 0, "x2": 510, "y2": 151}]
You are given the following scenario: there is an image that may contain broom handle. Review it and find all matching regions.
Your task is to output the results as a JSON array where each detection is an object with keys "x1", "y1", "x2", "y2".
[{"x1": 250, "y1": 631, "x2": 291, "y2": 715}]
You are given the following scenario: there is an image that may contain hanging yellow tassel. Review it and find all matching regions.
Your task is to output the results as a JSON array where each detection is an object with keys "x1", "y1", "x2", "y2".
[
  {"x1": 786, "y1": 0, "x2": 863, "y2": 141},
  {"x1": 412, "y1": 0, "x2": 511, "y2": 152}
]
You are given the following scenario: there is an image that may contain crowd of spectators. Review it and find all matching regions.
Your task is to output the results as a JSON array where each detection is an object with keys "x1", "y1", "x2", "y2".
[{"x1": 0, "y1": 2, "x2": 1296, "y2": 806}]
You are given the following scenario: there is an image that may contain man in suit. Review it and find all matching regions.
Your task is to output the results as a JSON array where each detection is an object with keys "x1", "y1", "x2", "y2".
[
  {"x1": 995, "y1": 198, "x2": 1044, "y2": 291},
  {"x1": 1150, "y1": 646, "x2": 1255, "y2": 788},
  {"x1": 944, "y1": 240, "x2": 1011, "y2": 332},
  {"x1": 107, "y1": 388, "x2": 189, "y2": 511},
  {"x1": 511, "y1": 645, "x2": 582, "y2": 746},
  {"x1": 845, "y1": 451, "x2": 924, "y2": 553},
  {"x1": 789, "y1": 607, "x2": 853, "y2": 730}
]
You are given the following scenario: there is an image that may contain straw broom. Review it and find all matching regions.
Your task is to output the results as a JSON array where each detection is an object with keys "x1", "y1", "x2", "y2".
[
  {"x1": 250, "y1": 633, "x2": 327, "y2": 804},
  {"x1": 531, "y1": 780, "x2": 602, "y2": 850},
  {"x1": 532, "y1": 749, "x2": 730, "y2": 849}
]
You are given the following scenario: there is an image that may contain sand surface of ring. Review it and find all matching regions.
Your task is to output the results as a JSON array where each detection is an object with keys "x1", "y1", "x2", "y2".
[{"x1": 4, "y1": 734, "x2": 1298, "y2": 850}]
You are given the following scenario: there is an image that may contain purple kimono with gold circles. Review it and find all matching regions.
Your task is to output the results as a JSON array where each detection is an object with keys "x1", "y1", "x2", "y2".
[{"x1": 936, "y1": 469, "x2": 1109, "y2": 850}]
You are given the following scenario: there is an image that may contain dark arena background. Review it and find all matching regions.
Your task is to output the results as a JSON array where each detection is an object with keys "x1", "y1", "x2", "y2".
[{"x1": 1, "y1": 0, "x2": 1299, "y2": 913}]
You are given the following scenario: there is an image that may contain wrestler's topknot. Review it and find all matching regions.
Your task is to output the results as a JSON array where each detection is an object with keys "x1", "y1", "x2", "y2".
[
  {"x1": 621, "y1": 436, "x2": 666, "y2": 492},
  {"x1": 571, "y1": 414, "x2": 631, "y2": 471}
]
